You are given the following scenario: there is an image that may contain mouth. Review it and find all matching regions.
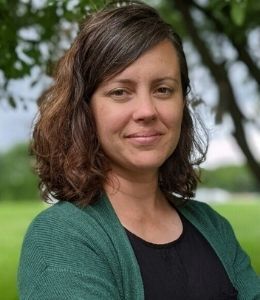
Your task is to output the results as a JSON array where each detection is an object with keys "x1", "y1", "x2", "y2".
[
  {"x1": 125, "y1": 131, "x2": 163, "y2": 145},
  {"x1": 125, "y1": 131, "x2": 163, "y2": 138}
]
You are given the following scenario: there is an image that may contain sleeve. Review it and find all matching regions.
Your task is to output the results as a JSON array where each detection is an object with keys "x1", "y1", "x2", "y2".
[
  {"x1": 220, "y1": 213, "x2": 260, "y2": 299},
  {"x1": 20, "y1": 268, "x2": 121, "y2": 300},
  {"x1": 17, "y1": 209, "x2": 122, "y2": 300}
]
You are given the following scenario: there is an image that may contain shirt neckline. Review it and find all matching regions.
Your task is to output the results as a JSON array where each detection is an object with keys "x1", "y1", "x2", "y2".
[{"x1": 124, "y1": 212, "x2": 186, "y2": 249}]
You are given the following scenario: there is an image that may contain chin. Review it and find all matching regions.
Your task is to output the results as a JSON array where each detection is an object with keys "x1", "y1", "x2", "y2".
[{"x1": 129, "y1": 157, "x2": 166, "y2": 172}]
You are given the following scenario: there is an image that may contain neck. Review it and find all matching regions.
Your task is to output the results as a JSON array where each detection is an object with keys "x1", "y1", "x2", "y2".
[{"x1": 104, "y1": 168, "x2": 167, "y2": 220}]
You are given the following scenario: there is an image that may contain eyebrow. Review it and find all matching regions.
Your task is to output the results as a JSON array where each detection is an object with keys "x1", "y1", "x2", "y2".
[
  {"x1": 108, "y1": 77, "x2": 179, "y2": 85},
  {"x1": 153, "y1": 77, "x2": 179, "y2": 84}
]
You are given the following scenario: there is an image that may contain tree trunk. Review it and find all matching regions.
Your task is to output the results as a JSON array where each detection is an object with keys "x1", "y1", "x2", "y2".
[{"x1": 174, "y1": 0, "x2": 260, "y2": 184}]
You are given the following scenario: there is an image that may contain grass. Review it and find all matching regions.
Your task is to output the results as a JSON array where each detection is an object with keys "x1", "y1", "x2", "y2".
[
  {"x1": 212, "y1": 200, "x2": 260, "y2": 275},
  {"x1": 0, "y1": 200, "x2": 45, "y2": 300},
  {"x1": 0, "y1": 199, "x2": 259, "y2": 300}
]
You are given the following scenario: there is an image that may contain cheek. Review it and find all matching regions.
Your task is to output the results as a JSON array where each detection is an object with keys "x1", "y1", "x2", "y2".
[
  {"x1": 162, "y1": 105, "x2": 184, "y2": 131},
  {"x1": 93, "y1": 105, "x2": 126, "y2": 140},
  {"x1": 91, "y1": 104, "x2": 108, "y2": 143}
]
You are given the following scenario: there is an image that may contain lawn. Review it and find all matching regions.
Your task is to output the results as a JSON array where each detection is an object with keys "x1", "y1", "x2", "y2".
[
  {"x1": 0, "y1": 199, "x2": 259, "y2": 300},
  {"x1": 0, "y1": 200, "x2": 45, "y2": 300},
  {"x1": 212, "y1": 200, "x2": 260, "y2": 275}
]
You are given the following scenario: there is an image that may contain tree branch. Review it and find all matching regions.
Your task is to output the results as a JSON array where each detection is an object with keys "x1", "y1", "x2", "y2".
[
  {"x1": 174, "y1": 0, "x2": 260, "y2": 182},
  {"x1": 190, "y1": 0, "x2": 260, "y2": 86}
]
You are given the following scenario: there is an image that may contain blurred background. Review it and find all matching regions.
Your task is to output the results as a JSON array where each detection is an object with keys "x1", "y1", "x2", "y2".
[{"x1": 0, "y1": 0, "x2": 259, "y2": 299}]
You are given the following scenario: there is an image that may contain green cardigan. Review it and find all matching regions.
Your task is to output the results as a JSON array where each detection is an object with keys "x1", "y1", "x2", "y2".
[{"x1": 18, "y1": 196, "x2": 260, "y2": 300}]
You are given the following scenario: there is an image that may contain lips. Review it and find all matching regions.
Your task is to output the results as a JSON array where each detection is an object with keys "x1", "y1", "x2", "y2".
[
  {"x1": 125, "y1": 130, "x2": 163, "y2": 145},
  {"x1": 125, "y1": 130, "x2": 163, "y2": 138}
]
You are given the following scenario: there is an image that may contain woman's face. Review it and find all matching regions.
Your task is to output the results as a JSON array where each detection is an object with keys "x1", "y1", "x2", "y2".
[{"x1": 90, "y1": 40, "x2": 184, "y2": 176}]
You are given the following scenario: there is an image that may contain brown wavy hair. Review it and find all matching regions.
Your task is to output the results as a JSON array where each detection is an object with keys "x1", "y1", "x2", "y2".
[{"x1": 32, "y1": 1, "x2": 208, "y2": 206}]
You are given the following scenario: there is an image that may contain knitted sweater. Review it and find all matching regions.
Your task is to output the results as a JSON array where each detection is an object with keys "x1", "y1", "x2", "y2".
[{"x1": 18, "y1": 196, "x2": 260, "y2": 300}]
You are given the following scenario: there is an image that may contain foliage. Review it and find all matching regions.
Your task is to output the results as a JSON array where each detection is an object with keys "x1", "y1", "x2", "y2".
[
  {"x1": 200, "y1": 165, "x2": 260, "y2": 192},
  {"x1": 0, "y1": 0, "x2": 109, "y2": 107},
  {"x1": 157, "y1": 0, "x2": 260, "y2": 184},
  {"x1": 3, "y1": 0, "x2": 257, "y2": 105},
  {"x1": 0, "y1": 0, "x2": 259, "y2": 182},
  {"x1": 0, "y1": 143, "x2": 39, "y2": 201}
]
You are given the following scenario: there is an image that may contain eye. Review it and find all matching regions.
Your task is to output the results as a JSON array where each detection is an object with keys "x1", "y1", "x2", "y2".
[
  {"x1": 155, "y1": 86, "x2": 174, "y2": 97},
  {"x1": 111, "y1": 89, "x2": 126, "y2": 96},
  {"x1": 107, "y1": 88, "x2": 131, "y2": 101}
]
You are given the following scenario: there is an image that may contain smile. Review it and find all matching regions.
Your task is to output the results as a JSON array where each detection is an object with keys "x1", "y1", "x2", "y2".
[{"x1": 125, "y1": 132, "x2": 163, "y2": 145}]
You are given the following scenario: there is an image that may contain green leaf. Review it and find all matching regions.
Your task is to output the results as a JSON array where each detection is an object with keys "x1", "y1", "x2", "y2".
[
  {"x1": 231, "y1": 0, "x2": 247, "y2": 26},
  {"x1": 0, "y1": 0, "x2": 8, "y2": 6}
]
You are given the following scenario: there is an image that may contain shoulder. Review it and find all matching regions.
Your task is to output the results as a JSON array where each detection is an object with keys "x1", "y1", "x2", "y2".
[
  {"x1": 18, "y1": 200, "x2": 128, "y2": 299},
  {"x1": 178, "y1": 200, "x2": 244, "y2": 267},
  {"x1": 19, "y1": 198, "x2": 120, "y2": 277},
  {"x1": 18, "y1": 200, "x2": 117, "y2": 294},
  {"x1": 178, "y1": 200, "x2": 237, "y2": 246},
  {"x1": 180, "y1": 200, "x2": 260, "y2": 295},
  {"x1": 23, "y1": 202, "x2": 93, "y2": 246},
  {"x1": 179, "y1": 199, "x2": 227, "y2": 227},
  {"x1": 21, "y1": 199, "x2": 116, "y2": 257},
  {"x1": 25, "y1": 200, "x2": 95, "y2": 230}
]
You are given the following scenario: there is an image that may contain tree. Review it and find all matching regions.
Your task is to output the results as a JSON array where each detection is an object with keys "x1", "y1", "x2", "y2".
[
  {"x1": 0, "y1": 0, "x2": 259, "y2": 183},
  {"x1": 157, "y1": 0, "x2": 260, "y2": 183},
  {"x1": 0, "y1": 0, "x2": 107, "y2": 107}
]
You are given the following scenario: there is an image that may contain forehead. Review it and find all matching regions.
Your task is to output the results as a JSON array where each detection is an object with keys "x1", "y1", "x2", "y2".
[{"x1": 102, "y1": 40, "x2": 180, "y2": 84}]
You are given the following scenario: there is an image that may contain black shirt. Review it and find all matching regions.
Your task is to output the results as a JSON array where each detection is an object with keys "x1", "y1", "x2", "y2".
[{"x1": 125, "y1": 212, "x2": 238, "y2": 300}]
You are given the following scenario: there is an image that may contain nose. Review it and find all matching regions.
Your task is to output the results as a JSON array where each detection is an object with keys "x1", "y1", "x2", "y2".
[{"x1": 132, "y1": 92, "x2": 157, "y2": 123}]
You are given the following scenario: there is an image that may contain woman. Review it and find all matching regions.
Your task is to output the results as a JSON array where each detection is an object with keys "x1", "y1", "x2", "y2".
[{"x1": 18, "y1": 1, "x2": 260, "y2": 299}]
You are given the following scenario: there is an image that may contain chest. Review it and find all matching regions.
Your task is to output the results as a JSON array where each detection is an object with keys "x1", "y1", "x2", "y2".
[{"x1": 125, "y1": 214, "x2": 238, "y2": 300}]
